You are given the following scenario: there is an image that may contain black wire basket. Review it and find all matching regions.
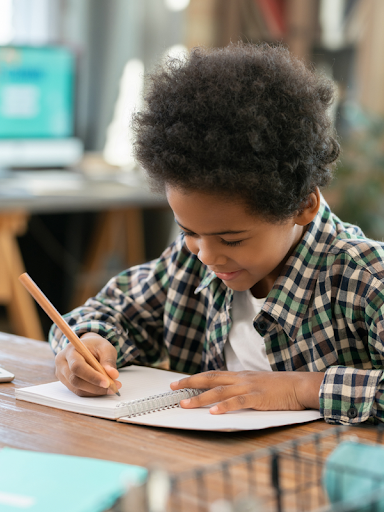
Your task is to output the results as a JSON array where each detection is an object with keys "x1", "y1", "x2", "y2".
[
  {"x1": 115, "y1": 425, "x2": 384, "y2": 512},
  {"x1": 164, "y1": 425, "x2": 384, "y2": 512}
]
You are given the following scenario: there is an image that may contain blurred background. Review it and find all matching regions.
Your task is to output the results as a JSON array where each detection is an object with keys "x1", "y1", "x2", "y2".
[{"x1": 0, "y1": 0, "x2": 383, "y2": 339}]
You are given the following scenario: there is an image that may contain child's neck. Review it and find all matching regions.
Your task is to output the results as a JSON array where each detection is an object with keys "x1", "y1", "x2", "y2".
[
  {"x1": 250, "y1": 224, "x2": 307, "y2": 299},
  {"x1": 250, "y1": 281, "x2": 271, "y2": 299}
]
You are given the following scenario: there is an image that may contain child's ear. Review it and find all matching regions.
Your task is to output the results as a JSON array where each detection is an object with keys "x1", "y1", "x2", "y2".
[{"x1": 295, "y1": 188, "x2": 321, "y2": 226}]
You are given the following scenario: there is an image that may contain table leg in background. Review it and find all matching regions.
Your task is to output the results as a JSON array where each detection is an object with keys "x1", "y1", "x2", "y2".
[{"x1": 0, "y1": 212, "x2": 44, "y2": 341}]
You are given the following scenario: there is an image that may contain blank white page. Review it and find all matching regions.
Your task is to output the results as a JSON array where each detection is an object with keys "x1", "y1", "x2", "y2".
[
  {"x1": 15, "y1": 366, "x2": 191, "y2": 419},
  {"x1": 16, "y1": 365, "x2": 321, "y2": 430}
]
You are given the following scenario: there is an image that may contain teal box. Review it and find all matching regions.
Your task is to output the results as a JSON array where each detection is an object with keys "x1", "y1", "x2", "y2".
[
  {"x1": 0, "y1": 448, "x2": 147, "y2": 512},
  {"x1": 323, "y1": 440, "x2": 384, "y2": 512},
  {"x1": 0, "y1": 46, "x2": 75, "y2": 138}
]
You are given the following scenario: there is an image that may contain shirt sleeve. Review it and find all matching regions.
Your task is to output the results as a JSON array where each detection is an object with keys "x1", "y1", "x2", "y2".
[
  {"x1": 320, "y1": 281, "x2": 384, "y2": 424},
  {"x1": 48, "y1": 237, "x2": 183, "y2": 368},
  {"x1": 319, "y1": 367, "x2": 383, "y2": 424}
]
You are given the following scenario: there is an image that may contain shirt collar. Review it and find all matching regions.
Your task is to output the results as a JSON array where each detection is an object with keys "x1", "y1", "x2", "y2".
[
  {"x1": 263, "y1": 196, "x2": 338, "y2": 339},
  {"x1": 195, "y1": 268, "x2": 216, "y2": 293}
]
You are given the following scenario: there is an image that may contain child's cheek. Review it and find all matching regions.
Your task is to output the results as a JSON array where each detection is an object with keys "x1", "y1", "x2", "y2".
[{"x1": 185, "y1": 238, "x2": 198, "y2": 256}]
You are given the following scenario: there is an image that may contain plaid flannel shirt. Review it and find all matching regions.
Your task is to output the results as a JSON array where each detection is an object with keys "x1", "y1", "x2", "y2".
[{"x1": 49, "y1": 197, "x2": 384, "y2": 425}]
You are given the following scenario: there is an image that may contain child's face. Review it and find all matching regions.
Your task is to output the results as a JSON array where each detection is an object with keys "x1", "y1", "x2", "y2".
[{"x1": 166, "y1": 186, "x2": 307, "y2": 297}]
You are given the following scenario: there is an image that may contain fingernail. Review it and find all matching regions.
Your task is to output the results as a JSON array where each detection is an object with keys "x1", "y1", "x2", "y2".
[
  {"x1": 181, "y1": 399, "x2": 190, "y2": 405},
  {"x1": 100, "y1": 380, "x2": 109, "y2": 388},
  {"x1": 171, "y1": 381, "x2": 179, "y2": 387},
  {"x1": 210, "y1": 405, "x2": 219, "y2": 414},
  {"x1": 107, "y1": 389, "x2": 114, "y2": 395}
]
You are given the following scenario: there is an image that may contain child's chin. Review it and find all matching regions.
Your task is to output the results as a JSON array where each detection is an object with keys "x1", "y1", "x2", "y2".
[{"x1": 225, "y1": 281, "x2": 252, "y2": 292}]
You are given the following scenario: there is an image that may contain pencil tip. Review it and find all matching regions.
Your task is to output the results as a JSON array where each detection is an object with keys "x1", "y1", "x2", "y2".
[{"x1": 116, "y1": 391, "x2": 121, "y2": 396}]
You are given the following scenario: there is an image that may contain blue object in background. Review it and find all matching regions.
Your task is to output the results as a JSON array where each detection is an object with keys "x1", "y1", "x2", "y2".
[
  {"x1": 0, "y1": 46, "x2": 75, "y2": 138},
  {"x1": 0, "y1": 448, "x2": 147, "y2": 512},
  {"x1": 323, "y1": 440, "x2": 384, "y2": 512}
]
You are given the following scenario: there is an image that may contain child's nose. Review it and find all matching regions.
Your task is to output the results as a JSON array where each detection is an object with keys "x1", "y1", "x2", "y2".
[{"x1": 197, "y1": 242, "x2": 227, "y2": 267}]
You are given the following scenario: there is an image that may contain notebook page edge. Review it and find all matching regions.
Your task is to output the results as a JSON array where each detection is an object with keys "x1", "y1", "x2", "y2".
[
  {"x1": 116, "y1": 407, "x2": 322, "y2": 431},
  {"x1": 14, "y1": 366, "x2": 190, "y2": 420}
]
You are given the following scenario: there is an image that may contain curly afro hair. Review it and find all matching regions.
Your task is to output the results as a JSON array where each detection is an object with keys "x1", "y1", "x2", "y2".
[{"x1": 132, "y1": 42, "x2": 339, "y2": 221}]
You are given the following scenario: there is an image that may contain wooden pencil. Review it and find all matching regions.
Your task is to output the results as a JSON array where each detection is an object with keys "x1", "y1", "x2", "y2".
[{"x1": 18, "y1": 272, "x2": 120, "y2": 396}]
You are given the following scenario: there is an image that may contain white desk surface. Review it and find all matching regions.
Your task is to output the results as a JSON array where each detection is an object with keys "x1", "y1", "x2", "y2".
[{"x1": 0, "y1": 168, "x2": 166, "y2": 214}]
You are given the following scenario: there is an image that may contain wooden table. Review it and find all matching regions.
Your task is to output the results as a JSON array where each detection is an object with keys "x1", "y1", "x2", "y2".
[
  {"x1": 1, "y1": 333, "x2": 382, "y2": 511},
  {"x1": 0, "y1": 333, "x2": 330, "y2": 468}
]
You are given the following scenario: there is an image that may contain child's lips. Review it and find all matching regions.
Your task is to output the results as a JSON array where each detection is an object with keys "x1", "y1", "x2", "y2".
[{"x1": 213, "y1": 270, "x2": 243, "y2": 281}]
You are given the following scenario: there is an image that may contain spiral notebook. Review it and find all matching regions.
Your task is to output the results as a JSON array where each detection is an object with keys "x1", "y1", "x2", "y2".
[{"x1": 15, "y1": 366, "x2": 321, "y2": 432}]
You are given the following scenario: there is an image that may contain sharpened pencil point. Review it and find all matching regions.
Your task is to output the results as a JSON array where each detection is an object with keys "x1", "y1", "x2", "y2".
[{"x1": 116, "y1": 391, "x2": 121, "y2": 396}]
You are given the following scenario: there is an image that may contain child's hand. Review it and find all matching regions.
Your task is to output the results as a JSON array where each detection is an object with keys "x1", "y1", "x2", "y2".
[
  {"x1": 54, "y1": 332, "x2": 122, "y2": 397},
  {"x1": 170, "y1": 371, "x2": 324, "y2": 414}
]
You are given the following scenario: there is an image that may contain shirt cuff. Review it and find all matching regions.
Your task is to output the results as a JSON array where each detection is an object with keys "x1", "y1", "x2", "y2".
[
  {"x1": 319, "y1": 366, "x2": 383, "y2": 424},
  {"x1": 50, "y1": 319, "x2": 128, "y2": 354},
  {"x1": 69, "y1": 321, "x2": 116, "y2": 340}
]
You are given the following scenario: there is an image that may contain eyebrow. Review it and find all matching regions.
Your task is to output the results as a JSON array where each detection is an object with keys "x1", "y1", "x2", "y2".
[{"x1": 175, "y1": 219, "x2": 249, "y2": 236}]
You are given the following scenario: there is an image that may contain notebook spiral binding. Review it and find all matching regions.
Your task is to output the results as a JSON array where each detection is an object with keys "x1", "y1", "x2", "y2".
[{"x1": 115, "y1": 388, "x2": 204, "y2": 418}]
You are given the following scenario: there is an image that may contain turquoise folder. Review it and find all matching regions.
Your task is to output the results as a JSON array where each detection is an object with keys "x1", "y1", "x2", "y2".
[{"x1": 0, "y1": 448, "x2": 147, "y2": 512}]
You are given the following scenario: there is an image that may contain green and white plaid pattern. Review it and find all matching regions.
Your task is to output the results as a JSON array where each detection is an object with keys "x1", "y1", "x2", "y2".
[{"x1": 49, "y1": 198, "x2": 384, "y2": 425}]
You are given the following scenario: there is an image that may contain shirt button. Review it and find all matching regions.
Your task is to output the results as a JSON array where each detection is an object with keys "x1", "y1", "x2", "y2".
[
  {"x1": 257, "y1": 321, "x2": 268, "y2": 332},
  {"x1": 347, "y1": 406, "x2": 358, "y2": 419}
]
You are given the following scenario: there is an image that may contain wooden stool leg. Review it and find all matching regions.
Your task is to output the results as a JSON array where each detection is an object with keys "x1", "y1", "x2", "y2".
[
  {"x1": 72, "y1": 211, "x2": 122, "y2": 307},
  {"x1": 124, "y1": 207, "x2": 145, "y2": 266},
  {"x1": 0, "y1": 235, "x2": 12, "y2": 304},
  {"x1": 0, "y1": 228, "x2": 44, "y2": 340}
]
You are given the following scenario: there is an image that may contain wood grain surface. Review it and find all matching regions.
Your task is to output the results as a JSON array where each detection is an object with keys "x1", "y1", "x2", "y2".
[{"x1": 0, "y1": 332, "x2": 379, "y2": 476}]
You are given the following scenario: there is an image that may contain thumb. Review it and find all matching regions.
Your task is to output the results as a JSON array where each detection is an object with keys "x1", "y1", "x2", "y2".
[
  {"x1": 103, "y1": 362, "x2": 119, "y2": 380},
  {"x1": 98, "y1": 348, "x2": 119, "y2": 380},
  {"x1": 80, "y1": 332, "x2": 120, "y2": 383}
]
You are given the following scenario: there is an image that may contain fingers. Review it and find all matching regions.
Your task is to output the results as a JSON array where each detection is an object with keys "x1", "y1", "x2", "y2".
[
  {"x1": 56, "y1": 348, "x2": 107, "y2": 396},
  {"x1": 171, "y1": 372, "x2": 249, "y2": 415},
  {"x1": 170, "y1": 371, "x2": 237, "y2": 391},
  {"x1": 55, "y1": 336, "x2": 121, "y2": 397},
  {"x1": 171, "y1": 370, "x2": 309, "y2": 415},
  {"x1": 178, "y1": 384, "x2": 252, "y2": 414},
  {"x1": 82, "y1": 333, "x2": 120, "y2": 381},
  {"x1": 104, "y1": 365, "x2": 120, "y2": 381},
  {"x1": 210, "y1": 395, "x2": 255, "y2": 415}
]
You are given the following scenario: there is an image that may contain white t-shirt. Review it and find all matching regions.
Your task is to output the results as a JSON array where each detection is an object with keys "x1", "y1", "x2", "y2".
[{"x1": 224, "y1": 290, "x2": 272, "y2": 372}]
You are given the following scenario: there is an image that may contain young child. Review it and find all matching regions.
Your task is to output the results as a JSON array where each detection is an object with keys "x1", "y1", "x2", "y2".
[{"x1": 50, "y1": 43, "x2": 384, "y2": 426}]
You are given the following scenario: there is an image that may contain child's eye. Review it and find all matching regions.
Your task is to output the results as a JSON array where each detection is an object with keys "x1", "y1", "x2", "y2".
[
  {"x1": 181, "y1": 230, "x2": 243, "y2": 247},
  {"x1": 221, "y1": 239, "x2": 243, "y2": 247},
  {"x1": 180, "y1": 230, "x2": 196, "y2": 238}
]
